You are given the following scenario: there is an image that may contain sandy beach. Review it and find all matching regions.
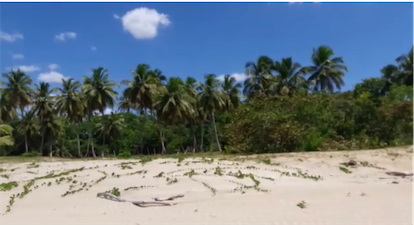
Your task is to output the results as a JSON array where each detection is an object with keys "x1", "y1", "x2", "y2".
[{"x1": 0, "y1": 147, "x2": 412, "y2": 225}]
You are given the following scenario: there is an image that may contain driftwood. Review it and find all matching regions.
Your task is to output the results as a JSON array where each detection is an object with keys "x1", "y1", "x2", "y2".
[
  {"x1": 97, "y1": 192, "x2": 184, "y2": 207},
  {"x1": 385, "y1": 171, "x2": 413, "y2": 177}
]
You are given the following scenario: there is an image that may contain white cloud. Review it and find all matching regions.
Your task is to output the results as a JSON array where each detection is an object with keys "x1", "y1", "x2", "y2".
[
  {"x1": 0, "y1": 31, "x2": 24, "y2": 42},
  {"x1": 8, "y1": 65, "x2": 40, "y2": 72},
  {"x1": 94, "y1": 108, "x2": 114, "y2": 115},
  {"x1": 91, "y1": 46, "x2": 97, "y2": 51},
  {"x1": 54, "y1": 32, "x2": 77, "y2": 41},
  {"x1": 217, "y1": 73, "x2": 248, "y2": 82},
  {"x1": 12, "y1": 54, "x2": 24, "y2": 59},
  {"x1": 113, "y1": 14, "x2": 120, "y2": 19},
  {"x1": 48, "y1": 64, "x2": 59, "y2": 70},
  {"x1": 120, "y1": 7, "x2": 170, "y2": 40},
  {"x1": 37, "y1": 71, "x2": 69, "y2": 83}
]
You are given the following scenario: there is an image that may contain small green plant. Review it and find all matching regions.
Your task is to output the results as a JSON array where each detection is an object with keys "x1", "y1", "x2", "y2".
[
  {"x1": 27, "y1": 162, "x2": 39, "y2": 169},
  {"x1": 339, "y1": 166, "x2": 352, "y2": 174},
  {"x1": 1, "y1": 174, "x2": 10, "y2": 179},
  {"x1": 5, "y1": 194, "x2": 16, "y2": 213},
  {"x1": 140, "y1": 156, "x2": 154, "y2": 165},
  {"x1": 0, "y1": 181, "x2": 18, "y2": 191},
  {"x1": 21, "y1": 152, "x2": 41, "y2": 157},
  {"x1": 154, "y1": 172, "x2": 164, "y2": 178},
  {"x1": 166, "y1": 177, "x2": 178, "y2": 185},
  {"x1": 297, "y1": 201, "x2": 306, "y2": 209},
  {"x1": 105, "y1": 187, "x2": 121, "y2": 197},
  {"x1": 184, "y1": 169, "x2": 197, "y2": 178},
  {"x1": 260, "y1": 157, "x2": 271, "y2": 165},
  {"x1": 117, "y1": 151, "x2": 132, "y2": 159},
  {"x1": 214, "y1": 166, "x2": 224, "y2": 176}
]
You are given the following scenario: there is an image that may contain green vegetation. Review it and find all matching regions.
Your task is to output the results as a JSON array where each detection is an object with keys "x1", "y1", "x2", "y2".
[
  {"x1": 0, "y1": 46, "x2": 412, "y2": 157},
  {"x1": 0, "y1": 181, "x2": 18, "y2": 191}
]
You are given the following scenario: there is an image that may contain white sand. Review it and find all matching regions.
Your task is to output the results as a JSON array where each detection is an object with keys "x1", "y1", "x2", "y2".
[{"x1": 0, "y1": 147, "x2": 412, "y2": 225}]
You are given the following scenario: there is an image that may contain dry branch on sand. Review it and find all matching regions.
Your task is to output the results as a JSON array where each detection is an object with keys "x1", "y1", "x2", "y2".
[{"x1": 96, "y1": 192, "x2": 184, "y2": 207}]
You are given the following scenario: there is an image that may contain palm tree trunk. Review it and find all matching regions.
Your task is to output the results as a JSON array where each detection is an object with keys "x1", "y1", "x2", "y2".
[
  {"x1": 160, "y1": 130, "x2": 166, "y2": 154},
  {"x1": 211, "y1": 112, "x2": 222, "y2": 152},
  {"x1": 40, "y1": 126, "x2": 46, "y2": 156},
  {"x1": 76, "y1": 133, "x2": 81, "y2": 157},
  {"x1": 102, "y1": 135, "x2": 105, "y2": 157},
  {"x1": 24, "y1": 133, "x2": 29, "y2": 153},
  {"x1": 87, "y1": 114, "x2": 96, "y2": 157},
  {"x1": 49, "y1": 145, "x2": 53, "y2": 157},
  {"x1": 190, "y1": 122, "x2": 197, "y2": 153},
  {"x1": 200, "y1": 123, "x2": 204, "y2": 152}
]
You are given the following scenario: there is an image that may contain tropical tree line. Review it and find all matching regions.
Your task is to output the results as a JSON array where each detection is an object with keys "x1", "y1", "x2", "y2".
[{"x1": 0, "y1": 46, "x2": 412, "y2": 157}]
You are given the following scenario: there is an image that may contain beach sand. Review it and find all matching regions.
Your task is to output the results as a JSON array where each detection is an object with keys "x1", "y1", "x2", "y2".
[{"x1": 0, "y1": 147, "x2": 412, "y2": 225}]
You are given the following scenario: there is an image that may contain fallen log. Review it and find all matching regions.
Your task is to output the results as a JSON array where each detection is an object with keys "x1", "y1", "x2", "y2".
[
  {"x1": 385, "y1": 171, "x2": 413, "y2": 177},
  {"x1": 97, "y1": 192, "x2": 184, "y2": 207}
]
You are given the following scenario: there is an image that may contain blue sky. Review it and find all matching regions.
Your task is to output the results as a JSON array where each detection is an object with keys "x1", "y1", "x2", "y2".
[{"x1": 1, "y1": 2, "x2": 413, "y2": 94}]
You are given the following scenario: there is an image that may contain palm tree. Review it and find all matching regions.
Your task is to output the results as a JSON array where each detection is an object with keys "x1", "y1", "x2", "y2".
[
  {"x1": 221, "y1": 74, "x2": 242, "y2": 112},
  {"x1": 83, "y1": 67, "x2": 118, "y2": 157},
  {"x1": 184, "y1": 77, "x2": 201, "y2": 152},
  {"x1": 17, "y1": 111, "x2": 39, "y2": 153},
  {"x1": 32, "y1": 82, "x2": 57, "y2": 155},
  {"x1": 55, "y1": 78, "x2": 85, "y2": 157},
  {"x1": 396, "y1": 47, "x2": 413, "y2": 86},
  {"x1": 0, "y1": 95, "x2": 17, "y2": 123},
  {"x1": 121, "y1": 64, "x2": 160, "y2": 116},
  {"x1": 380, "y1": 64, "x2": 400, "y2": 94},
  {"x1": 95, "y1": 113, "x2": 124, "y2": 156},
  {"x1": 155, "y1": 77, "x2": 195, "y2": 153},
  {"x1": 244, "y1": 56, "x2": 276, "y2": 97},
  {"x1": 0, "y1": 70, "x2": 33, "y2": 116},
  {"x1": 307, "y1": 46, "x2": 348, "y2": 93},
  {"x1": 273, "y1": 57, "x2": 309, "y2": 95},
  {"x1": 198, "y1": 74, "x2": 226, "y2": 152},
  {"x1": 0, "y1": 124, "x2": 14, "y2": 147}
]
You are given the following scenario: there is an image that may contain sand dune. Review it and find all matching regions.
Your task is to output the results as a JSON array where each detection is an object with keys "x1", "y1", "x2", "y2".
[{"x1": 0, "y1": 147, "x2": 412, "y2": 225}]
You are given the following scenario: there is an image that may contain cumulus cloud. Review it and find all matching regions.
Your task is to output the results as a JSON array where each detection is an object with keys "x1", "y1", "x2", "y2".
[
  {"x1": 217, "y1": 73, "x2": 248, "y2": 82},
  {"x1": 8, "y1": 65, "x2": 40, "y2": 72},
  {"x1": 48, "y1": 64, "x2": 59, "y2": 70},
  {"x1": 120, "y1": 7, "x2": 170, "y2": 40},
  {"x1": 91, "y1": 46, "x2": 97, "y2": 51},
  {"x1": 12, "y1": 54, "x2": 24, "y2": 59},
  {"x1": 55, "y1": 32, "x2": 77, "y2": 41},
  {"x1": 0, "y1": 31, "x2": 24, "y2": 42},
  {"x1": 38, "y1": 71, "x2": 69, "y2": 83}
]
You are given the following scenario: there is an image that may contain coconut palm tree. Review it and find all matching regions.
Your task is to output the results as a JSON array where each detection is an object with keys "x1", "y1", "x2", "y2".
[
  {"x1": 95, "y1": 112, "x2": 124, "y2": 156},
  {"x1": 307, "y1": 46, "x2": 348, "y2": 93},
  {"x1": 221, "y1": 74, "x2": 242, "y2": 112},
  {"x1": 273, "y1": 57, "x2": 309, "y2": 95},
  {"x1": 55, "y1": 78, "x2": 85, "y2": 157},
  {"x1": 0, "y1": 70, "x2": 33, "y2": 116},
  {"x1": 17, "y1": 111, "x2": 39, "y2": 153},
  {"x1": 396, "y1": 47, "x2": 413, "y2": 86},
  {"x1": 32, "y1": 82, "x2": 58, "y2": 155},
  {"x1": 198, "y1": 74, "x2": 226, "y2": 152},
  {"x1": 83, "y1": 67, "x2": 118, "y2": 157},
  {"x1": 154, "y1": 77, "x2": 195, "y2": 153},
  {"x1": 121, "y1": 64, "x2": 160, "y2": 116},
  {"x1": 244, "y1": 56, "x2": 276, "y2": 97},
  {"x1": 0, "y1": 124, "x2": 14, "y2": 147}
]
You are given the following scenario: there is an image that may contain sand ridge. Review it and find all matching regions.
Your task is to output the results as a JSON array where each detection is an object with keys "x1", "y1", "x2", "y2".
[{"x1": 0, "y1": 147, "x2": 412, "y2": 225}]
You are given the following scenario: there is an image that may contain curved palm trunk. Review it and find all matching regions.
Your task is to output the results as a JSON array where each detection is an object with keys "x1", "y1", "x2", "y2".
[
  {"x1": 76, "y1": 133, "x2": 81, "y2": 157},
  {"x1": 24, "y1": 133, "x2": 29, "y2": 153},
  {"x1": 160, "y1": 130, "x2": 166, "y2": 154},
  {"x1": 87, "y1": 114, "x2": 96, "y2": 157},
  {"x1": 200, "y1": 122, "x2": 204, "y2": 152},
  {"x1": 40, "y1": 126, "x2": 46, "y2": 156},
  {"x1": 211, "y1": 112, "x2": 222, "y2": 152}
]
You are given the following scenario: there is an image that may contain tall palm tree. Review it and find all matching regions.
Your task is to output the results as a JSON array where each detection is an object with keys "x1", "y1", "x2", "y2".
[
  {"x1": 55, "y1": 78, "x2": 85, "y2": 157},
  {"x1": 0, "y1": 124, "x2": 14, "y2": 147},
  {"x1": 198, "y1": 74, "x2": 226, "y2": 152},
  {"x1": 83, "y1": 67, "x2": 118, "y2": 157},
  {"x1": 154, "y1": 77, "x2": 195, "y2": 153},
  {"x1": 17, "y1": 111, "x2": 39, "y2": 153},
  {"x1": 32, "y1": 82, "x2": 57, "y2": 155},
  {"x1": 380, "y1": 64, "x2": 400, "y2": 94},
  {"x1": 95, "y1": 113, "x2": 124, "y2": 156},
  {"x1": 307, "y1": 46, "x2": 348, "y2": 93},
  {"x1": 221, "y1": 74, "x2": 242, "y2": 112},
  {"x1": 244, "y1": 56, "x2": 276, "y2": 97},
  {"x1": 121, "y1": 64, "x2": 160, "y2": 116},
  {"x1": 0, "y1": 95, "x2": 17, "y2": 123},
  {"x1": 0, "y1": 70, "x2": 33, "y2": 116},
  {"x1": 396, "y1": 47, "x2": 413, "y2": 86},
  {"x1": 273, "y1": 57, "x2": 309, "y2": 95}
]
